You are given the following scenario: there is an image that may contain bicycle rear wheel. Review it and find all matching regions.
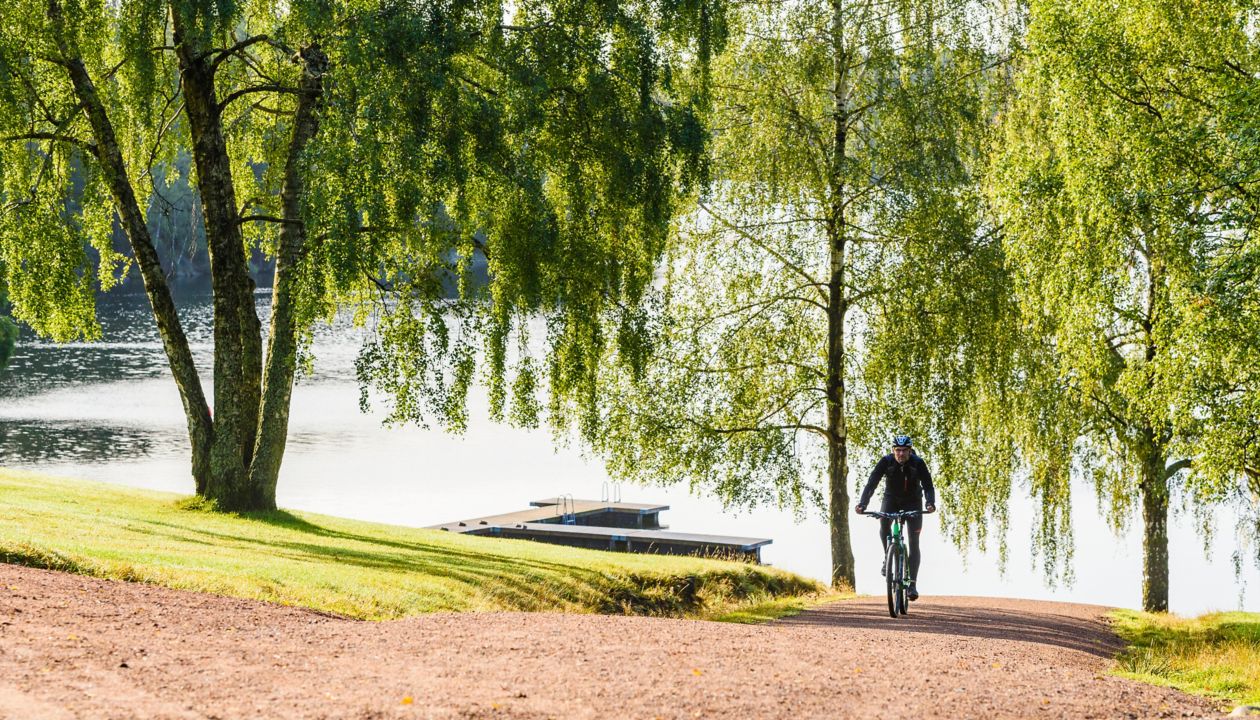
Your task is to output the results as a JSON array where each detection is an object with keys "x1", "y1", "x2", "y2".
[{"x1": 885, "y1": 542, "x2": 898, "y2": 618}]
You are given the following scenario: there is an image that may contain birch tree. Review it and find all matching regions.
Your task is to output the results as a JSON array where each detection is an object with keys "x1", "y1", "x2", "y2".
[
  {"x1": 989, "y1": 0, "x2": 1260, "y2": 611},
  {"x1": 586, "y1": 0, "x2": 1013, "y2": 589},
  {"x1": 0, "y1": 0, "x2": 717, "y2": 510}
]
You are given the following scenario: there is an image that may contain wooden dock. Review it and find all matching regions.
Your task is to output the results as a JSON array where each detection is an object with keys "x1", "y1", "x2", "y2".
[{"x1": 430, "y1": 498, "x2": 771, "y2": 562}]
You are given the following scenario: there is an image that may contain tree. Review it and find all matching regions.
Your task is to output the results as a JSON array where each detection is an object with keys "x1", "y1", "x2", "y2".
[
  {"x1": 563, "y1": 0, "x2": 1014, "y2": 589},
  {"x1": 0, "y1": 0, "x2": 718, "y2": 510},
  {"x1": 988, "y1": 0, "x2": 1260, "y2": 611},
  {"x1": 0, "y1": 269, "x2": 15, "y2": 369}
]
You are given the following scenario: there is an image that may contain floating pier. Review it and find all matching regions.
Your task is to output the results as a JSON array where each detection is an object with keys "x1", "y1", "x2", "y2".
[{"x1": 430, "y1": 497, "x2": 771, "y2": 562}]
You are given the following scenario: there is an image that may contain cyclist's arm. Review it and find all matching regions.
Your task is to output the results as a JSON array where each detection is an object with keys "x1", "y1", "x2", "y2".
[
  {"x1": 920, "y1": 457, "x2": 936, "y2": 508},
  {"x1": 857, "y1": 456, "x2": 888, "y2": 509}
]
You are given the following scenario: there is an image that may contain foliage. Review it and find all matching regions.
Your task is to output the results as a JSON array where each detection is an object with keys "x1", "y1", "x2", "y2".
[
  {"x1": 0, "y1": 468, "x2": 823, "y2": 620},
  {"x1": 353, "y1": 0, "x2": 723, "y2": 438},
  {"x1": 1112, "y1": 608, "x2": 1260, "y2": 706},
  {"x1": 987, "y1": 0, "x2": 1260, "y2": 600}
]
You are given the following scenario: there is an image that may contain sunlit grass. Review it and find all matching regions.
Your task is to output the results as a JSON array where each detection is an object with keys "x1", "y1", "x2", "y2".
[
  {"x1": 706, "y1": 590, "x2": 852, "y2": 623},
  {"x1": 1111, "y1": 608, "x2": 1260, "y2": 707},
  {"x1": 0, "y1": 469, "x2": 824, "y2": 621}
]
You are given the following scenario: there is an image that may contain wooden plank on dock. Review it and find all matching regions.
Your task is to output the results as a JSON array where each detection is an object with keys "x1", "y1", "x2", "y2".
[{"x1": 429, "y1": 498, "x2": 667, "y2": 534}]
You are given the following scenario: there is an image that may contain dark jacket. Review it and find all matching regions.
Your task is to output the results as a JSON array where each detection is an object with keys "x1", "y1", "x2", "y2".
[{"x1": 858, "y1": 453, "x2": 935, "y2": 510}]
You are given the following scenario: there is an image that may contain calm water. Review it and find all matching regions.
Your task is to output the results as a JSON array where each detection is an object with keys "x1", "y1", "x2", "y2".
[{"x1": 1, "y1": 290, "x2": 1256, "y2": 614}]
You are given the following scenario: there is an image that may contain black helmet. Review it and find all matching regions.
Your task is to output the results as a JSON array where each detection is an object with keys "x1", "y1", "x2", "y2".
[{"x1": 892, "y1": 434, "x2": 913, "y2": 448}]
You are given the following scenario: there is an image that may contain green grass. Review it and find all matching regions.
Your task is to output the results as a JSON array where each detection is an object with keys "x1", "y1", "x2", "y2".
[
  {"x1": 0, "y1": 469, "x2": 826, "y2": 621},
  {"x1": 706, "y1": 591, "x2": 851, "y2": 623},
  {"x1": 1111, "y1": 608, "x2": 1260, "y2": 707}
]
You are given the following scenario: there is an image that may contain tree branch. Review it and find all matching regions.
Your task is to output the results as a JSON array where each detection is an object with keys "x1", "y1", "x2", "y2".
[
  {"x1": 208, "y1": 34, "x2": 275, "y2": 68},
  {"x1": 699, "y1": 201, "x2": 827, "y2": 301},
  {"x1": 1, "y1": 132, "x2": 97, "y2": 156},
  {"x1": 238, "y1": 214, "x2": 303, "y2": 226},
  {"x1": 1163, "y1": 458, "x2": 1192, "y2": 480},
  {"x1": 218, "y1": 84, "x2": 299, "y2": 112}
]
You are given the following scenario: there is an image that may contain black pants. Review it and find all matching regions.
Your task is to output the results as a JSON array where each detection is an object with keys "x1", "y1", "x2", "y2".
[{"x1": 880, "y1": 510, "x2": 923, "y2": 583}]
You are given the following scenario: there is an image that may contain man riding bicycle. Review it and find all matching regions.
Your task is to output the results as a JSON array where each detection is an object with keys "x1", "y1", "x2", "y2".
[{"x1": 855, "y1": 435, "x2": 936, "y2": 601}]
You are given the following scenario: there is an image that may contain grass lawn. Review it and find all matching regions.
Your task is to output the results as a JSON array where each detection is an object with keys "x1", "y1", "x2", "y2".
[
  {"x1": 0, "y1": 469, "x2": 829, "y2": 621},
  {"x1": 1111, "y1": 608, "x2": 1260, "y2": 707}
]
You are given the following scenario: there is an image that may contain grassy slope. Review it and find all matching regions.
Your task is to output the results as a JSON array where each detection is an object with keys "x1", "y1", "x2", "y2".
[
  {"x1": 0, "y1": 469, "x2": 827, "y2": 621},
  {"x1": 1111, "y1": 609, "x2": 1260, "y2": 707}
]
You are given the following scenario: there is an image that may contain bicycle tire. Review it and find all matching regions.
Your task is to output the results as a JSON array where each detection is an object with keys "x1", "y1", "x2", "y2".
[
  {"x1": 884, "y1": 542, "x2": 898, "y2": 618},
  {"x1": 893, "y1": 545, "x2": 907, "y2": 616}
]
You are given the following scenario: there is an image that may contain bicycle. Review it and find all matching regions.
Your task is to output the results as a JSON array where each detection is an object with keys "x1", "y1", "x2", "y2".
[{"x1": 862, "y1": 509, "x2": 926, "y2": 618}]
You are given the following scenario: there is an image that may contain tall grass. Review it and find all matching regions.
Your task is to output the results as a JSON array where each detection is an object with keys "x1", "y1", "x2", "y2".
[
  {"x1": 1111, "y1": 609, "x2": 1260, "y2": 707},
  {"x1": 0, "y1": 469, "x2": 826, "y2": 620}
]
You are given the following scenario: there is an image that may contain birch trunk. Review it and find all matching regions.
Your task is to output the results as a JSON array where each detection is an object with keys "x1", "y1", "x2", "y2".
[
  {"x1": 48, "y1": 0, "x2": 214, "y2": 492},
  {"x1": 825, "y1": 0, "x2": 856, "y2": 590},
  {"x1": 172, "y1": 13, "x2": 263, "y2": 510},
  {"x1": 249, "y1": 45, "x2": 329, "y2": 509}
]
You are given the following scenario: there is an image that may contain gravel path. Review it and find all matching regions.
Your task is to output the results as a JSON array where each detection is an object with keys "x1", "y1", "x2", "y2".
[{"x1": 0, "y1": 564, "x2": 1224, "y2": 719}]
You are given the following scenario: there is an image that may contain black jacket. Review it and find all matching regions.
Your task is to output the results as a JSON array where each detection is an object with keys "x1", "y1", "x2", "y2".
[{"x1": 858, "y1": 453, "x2": 935, "y2": 510}]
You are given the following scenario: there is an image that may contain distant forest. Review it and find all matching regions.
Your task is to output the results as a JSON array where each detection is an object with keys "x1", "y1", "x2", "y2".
[{"x1": 90, "y1": 152, "x2": 487, "y2": 295}]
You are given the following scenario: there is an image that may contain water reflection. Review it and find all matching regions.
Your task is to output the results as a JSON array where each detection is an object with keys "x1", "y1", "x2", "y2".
[
  {"x1": 0, "y1": 288, "x2": 367, "y2": 468},
  {"x1": 0, "y1": 419, "x2": 181, "y2": 465}
]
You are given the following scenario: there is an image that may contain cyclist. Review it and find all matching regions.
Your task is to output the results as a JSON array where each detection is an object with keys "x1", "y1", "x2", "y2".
[{"x1": 855, "y1": 434, "x2": 936, "y2": 601}]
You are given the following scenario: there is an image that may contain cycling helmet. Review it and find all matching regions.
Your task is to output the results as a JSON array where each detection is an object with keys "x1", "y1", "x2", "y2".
[{"x1": 892, "y1": 434, "x2": 913, "y2": 448}]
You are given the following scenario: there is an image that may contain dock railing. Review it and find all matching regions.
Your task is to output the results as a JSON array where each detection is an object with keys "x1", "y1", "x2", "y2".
[{"x1": 600, "y1": 482, "x2": 622, "y2": 505}]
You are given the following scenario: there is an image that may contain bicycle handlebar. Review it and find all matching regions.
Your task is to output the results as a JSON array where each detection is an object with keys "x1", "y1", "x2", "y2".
[{"x1": 859, "y1": 509, "x2": 934, "y2": 519}]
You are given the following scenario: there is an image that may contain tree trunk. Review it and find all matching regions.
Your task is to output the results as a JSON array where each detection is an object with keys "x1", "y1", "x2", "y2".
[
  {"x1": 1139, "y1": 446, "x2": 1170, "y2": 612},
  {"x1": 1138, "y1": 245, "x2": 1170, "y2": 612},
  {"x1": 248, "y1": 44, "x2": 329, "y2": 509},
  {"x1": 825, "y1": 0, "x2": 855, "y2": 590},
  {"x1": 172, "y1": 13, "x2": 264, "y2": 510},
  {"x1": 48, "y1": 0, "x2": 213, "y2": 492},
  {"x1": 826, "y1": 297, "x2": 854, "y2": 590}
]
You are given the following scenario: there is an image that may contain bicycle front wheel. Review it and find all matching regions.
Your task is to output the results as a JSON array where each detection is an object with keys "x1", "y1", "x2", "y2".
[
  {"x1": 893, "y1": 545, "x2": 907, "y2": 616},
  {"x1": 885, "y1": 542, "x2": 899, "y2": 618}
]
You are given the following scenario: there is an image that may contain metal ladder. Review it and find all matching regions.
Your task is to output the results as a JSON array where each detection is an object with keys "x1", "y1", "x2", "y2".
[
  {"x1": 560, "y1": 493, "x2": 576, "y2": 525},
  {"x1": 600, "y1": 482, "x2": 622, "y2": 505}
]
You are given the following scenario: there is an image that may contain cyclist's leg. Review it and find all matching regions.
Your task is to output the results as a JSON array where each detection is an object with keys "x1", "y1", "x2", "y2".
[
  {"x1": 879, "y1": 517, "x2": 891, "y2": 575},
  {"x1": 907, "y1": 513, "x2": 923, "y2": 597}
]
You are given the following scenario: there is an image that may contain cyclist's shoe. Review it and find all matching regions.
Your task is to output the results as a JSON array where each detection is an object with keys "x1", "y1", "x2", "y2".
[
  {"x1": 908, "y1": 583, "x2": 919, "y2": 601},
  {"x1": 880, "y1": 559, "x2": 887, "y2": 577}
]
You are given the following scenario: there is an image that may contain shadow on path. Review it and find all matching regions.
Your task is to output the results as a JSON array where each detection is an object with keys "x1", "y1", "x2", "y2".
[{"x1": 778, "y1": 597, "x2": 1122, "y2": 658}]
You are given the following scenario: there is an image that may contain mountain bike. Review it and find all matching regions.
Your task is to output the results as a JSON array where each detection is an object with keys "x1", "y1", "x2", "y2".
[{"x1": 863, "y1": 509, "x2": 924, "y2": 618}]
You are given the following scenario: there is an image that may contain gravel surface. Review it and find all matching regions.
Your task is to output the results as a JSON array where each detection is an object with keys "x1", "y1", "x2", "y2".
[{"x1": 0, "y1": 563, "x2": 1225, "y2": 719}]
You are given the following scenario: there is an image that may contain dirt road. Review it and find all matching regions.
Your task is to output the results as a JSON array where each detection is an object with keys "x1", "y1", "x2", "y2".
[{"x1": 0, "y1": 564, "x2": 1222, "y2": 719}]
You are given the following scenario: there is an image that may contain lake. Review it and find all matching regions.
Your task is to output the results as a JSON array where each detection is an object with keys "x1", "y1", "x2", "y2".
[{"x1": 1, "y1": 289, "x2": 1256, "y2": 614}]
